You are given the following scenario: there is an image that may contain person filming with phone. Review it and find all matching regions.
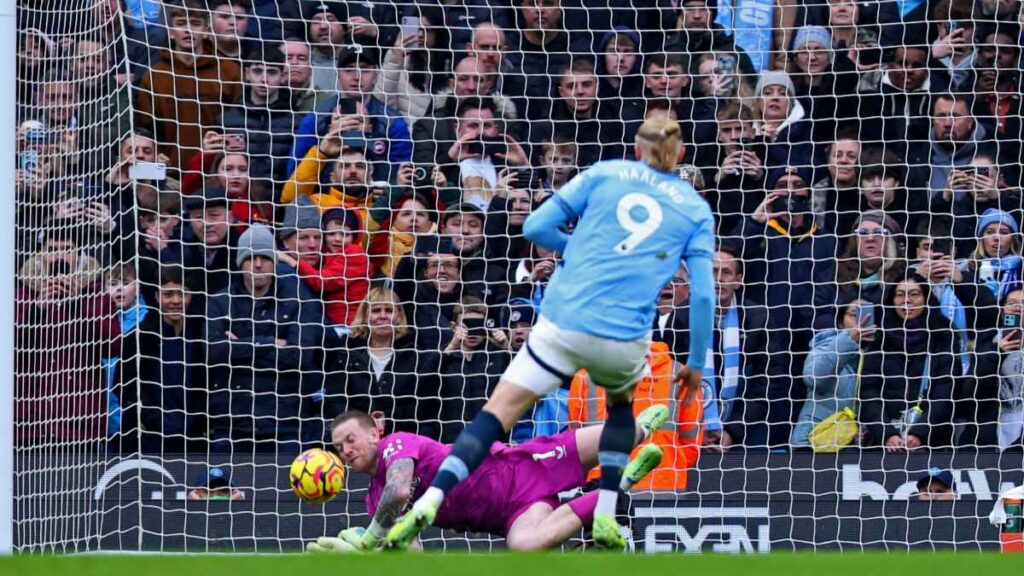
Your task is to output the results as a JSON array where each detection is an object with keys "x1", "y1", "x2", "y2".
[
  {"x1": 447, "y1": 97, "x2": 529, "y2": 207},
  {"x1": 930, "y1": 0, "x2": 980, "y2": 92},
  {"x1": 731, "y1": 166, "x2": 837, "y2": 446},
  {"x1": 932, "y1": 151, "x2": 1018, "y2": 254},
  {"x1": 439, "y1": 296, "x2": 511, "y2": 443},
  {"x1": 791, "y1": 296, "x2": 877, "y2": 447},
  {"x1": 914, "y1": 224, "x2": 999, "y2": 383}
]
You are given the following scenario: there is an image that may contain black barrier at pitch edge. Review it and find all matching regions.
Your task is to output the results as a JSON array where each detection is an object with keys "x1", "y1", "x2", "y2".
[{"x1": 12, "y1": 450, "x2": 1024, "y2": 552}]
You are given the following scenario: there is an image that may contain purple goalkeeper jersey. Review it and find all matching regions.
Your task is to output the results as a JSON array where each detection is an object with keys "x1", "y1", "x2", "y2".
[{"x1": 366, "y1": 431, "x2": 585, "y2": 536}]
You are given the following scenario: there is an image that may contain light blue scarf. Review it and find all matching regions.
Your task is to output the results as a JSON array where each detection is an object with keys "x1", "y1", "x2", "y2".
[
  {"x1": 934, "y1": 280, "x2": 970, "y2": 374},
  {"x1": 896, "y1": 0, "x2": 926, "y2": 17},
  {"x1": 124, "y1": 0, "x2": 162, "y2": 26},
  {"x1": 119, "y1": 294, "x2": 149, "y2": 336},
  {"x1": 105, "y1": 295, "x2": 149, "y2": 436},
  {"x1": 982, "y1": 254, "x2": 1023, "y2": 302},
  {"x1": 704, "y1": 300, "x2": 741, "y2": 431},
  {"x1": 715, "y1": 0, "x2": 774, "y2": 72}
]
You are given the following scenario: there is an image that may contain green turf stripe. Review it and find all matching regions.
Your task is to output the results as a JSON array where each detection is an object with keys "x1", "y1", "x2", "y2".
[{"x1": 1, "y1": 551, "x2": 1021, "y2": 576}]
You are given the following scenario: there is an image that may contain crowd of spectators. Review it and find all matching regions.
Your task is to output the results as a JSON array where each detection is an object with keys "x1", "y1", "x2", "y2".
[{"x1": 12, "y1": 0, "x2": 1024, "y2": 457}]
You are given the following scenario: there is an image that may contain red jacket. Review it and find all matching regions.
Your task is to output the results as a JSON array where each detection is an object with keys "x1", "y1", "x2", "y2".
[
  {"x1": 295, "y1": 244, "x2": 370, "y2": 325},
  {"x1": 15, "y1": 289, "x2": 118, "y2": 446}
]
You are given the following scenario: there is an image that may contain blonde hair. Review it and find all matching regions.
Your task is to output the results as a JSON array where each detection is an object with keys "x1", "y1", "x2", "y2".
[
  {"x1": 635, "y1": 117, "x2": 682, "y2": 172},
  {"x1": 349, "y1": 287, "x2": 410, "y2": 341},
  {"x1": 970, "y1": 224, "x2": 1023, "y2": 265}
]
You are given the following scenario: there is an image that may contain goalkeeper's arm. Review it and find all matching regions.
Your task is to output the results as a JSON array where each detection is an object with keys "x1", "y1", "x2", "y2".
[{"x1": 350, "y1": 457, "x2": 416, "y2": 550}]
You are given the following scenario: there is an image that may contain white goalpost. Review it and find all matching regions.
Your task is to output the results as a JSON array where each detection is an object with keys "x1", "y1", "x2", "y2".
[{"x1": 2, "y1": 0, "x2": 16, "y2": 557}]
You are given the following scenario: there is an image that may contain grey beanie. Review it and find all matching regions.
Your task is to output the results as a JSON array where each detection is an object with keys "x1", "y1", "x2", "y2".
[
  {"x1": 859, "y1": 210, "x2": 903, "y2": 236},
  {"x1": 792, "y1": 26, "x2": 832, "y2": 52},
  {"x1": 279, "y1": 196, "x2": 322, "y2": 239},
  {"x1": 236, "y1": 224, "x2": 278, "y2": 267},
  {"x1": 755, "y1": 70, "x2": 796, "y2": 96}
]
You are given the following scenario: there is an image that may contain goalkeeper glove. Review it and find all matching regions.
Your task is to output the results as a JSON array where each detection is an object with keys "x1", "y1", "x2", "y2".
[
  {"x1": 306, "y1": 537, "x2": 359, "y2": 554},
  {"x1": 338, "y1": 520, "x2": 385, "y2": 551}
]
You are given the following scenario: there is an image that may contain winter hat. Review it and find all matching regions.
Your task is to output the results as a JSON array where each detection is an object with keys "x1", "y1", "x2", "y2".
[
  {"x1": 792, "y1": 26, "x2": 832, "y2": 52},
  {"x1": 184, "y1": 185, "x2": 229, "y2": 212},
  {"x1": 303, "y1": 0, "x2": 347, "y2": 22},
  {"x1": 976, "y1": 208, "x2": 1020, "y2": 237},
  {"x1": 279, "y1": 196, "x2": 322, "y2": 239},
  {"x1": 236, "y1": 224, "x2": 277, "y2": 267},
  {"x1": 859, "y1": 210, "x2": 903, "y2": 236},
  {"x1": 194, "y1": 466, "x2": 231, "y2": 489},
  {"x1": 244, "y1": 43, "x2": 286, "y2": 68},
  {"x1": 441, "y1": 202, "x2": 486, "y2": 228},
  {"x1": 916, "y1": 468, "x2": 955, "y2": 491},
  {"x1": 504, "y1": 300, "x2": 536, "y2": 328},
  {"x1": 322, "y1": 206, "x2": 360, "y2": 232},
  {"x1": 766, "y1": 166, "x2": 813, "y2": 190},
  {"x1": 755, "y1": 70, "x2": 796, "y2": 96},
  {"x1": 336, "y1": 44, "x2": 380, "y2": 68}
]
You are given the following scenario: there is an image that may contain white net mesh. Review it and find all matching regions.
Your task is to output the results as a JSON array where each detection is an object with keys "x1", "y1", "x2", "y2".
[{"x1": 10, "y1": 0, "x2": 1024, "y2": 553}]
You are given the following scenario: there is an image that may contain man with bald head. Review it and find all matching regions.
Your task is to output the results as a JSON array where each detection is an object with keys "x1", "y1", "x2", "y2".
[{"x1": 469, "y1": 22, "x2": 509, "y2": 74}]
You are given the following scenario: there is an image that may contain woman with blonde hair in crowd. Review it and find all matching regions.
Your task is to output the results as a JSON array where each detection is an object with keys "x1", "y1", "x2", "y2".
[
  {"x1": 322, "y1": 287, "x2": 441, "y2": 439},
  {"x1": 968, "y1": 209, "x2": 1023, "y2": 303}
]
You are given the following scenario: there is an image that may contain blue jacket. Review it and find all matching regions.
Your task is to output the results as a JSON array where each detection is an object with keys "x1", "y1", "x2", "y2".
[
  {"x1": 288, "y1": 95, "x2": 413, "y2": 182},
  {"x1": 791, "y1": 329, "x2": 861, "y2": 445}
]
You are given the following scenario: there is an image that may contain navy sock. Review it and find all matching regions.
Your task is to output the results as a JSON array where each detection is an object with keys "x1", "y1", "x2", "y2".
[
  {"x1": 598, "y1": 402, "x2": 636, "y2": 492},
  {"x1": 431, "y1": 411, "x2": 506, "y2": 493}
]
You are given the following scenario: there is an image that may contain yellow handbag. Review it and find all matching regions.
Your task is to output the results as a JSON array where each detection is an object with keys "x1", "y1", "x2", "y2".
[
  {"x1": 808, "y1": 353, "x2": 864, "y2": 453},
  {"x1": 809, "y1": 407, "x2": 858, "y2": 452}
]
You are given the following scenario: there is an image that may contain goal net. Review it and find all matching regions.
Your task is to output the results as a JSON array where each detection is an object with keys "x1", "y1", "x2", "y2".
[{"x1": 11, "y1": 0, "x2": 1024, "y2": 553}]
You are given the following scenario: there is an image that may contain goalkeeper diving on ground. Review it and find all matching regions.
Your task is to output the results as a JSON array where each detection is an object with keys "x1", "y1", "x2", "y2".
[
  {"x1": 386, "y1": 117, "x2": 716, "y2": 551},
  {"x1": 307, "y1": 407, "x2": 668, "y2": 552}
]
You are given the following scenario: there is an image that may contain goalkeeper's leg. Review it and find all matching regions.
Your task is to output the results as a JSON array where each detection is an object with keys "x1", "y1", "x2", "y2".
[
  {"x1": 385, "y1": 380, "x2": 546, "y2": 549},
  {"x1": 572, "y1": 404, "x2": 669, "y2": 476},
  {"x1": 504, "y1": 445, "x2": 663, "y2": 551}
]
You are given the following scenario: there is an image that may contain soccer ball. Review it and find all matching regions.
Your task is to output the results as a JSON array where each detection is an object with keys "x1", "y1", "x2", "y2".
[{"x1": 289, "y1": 448, "x2": 345, "y2": 503}]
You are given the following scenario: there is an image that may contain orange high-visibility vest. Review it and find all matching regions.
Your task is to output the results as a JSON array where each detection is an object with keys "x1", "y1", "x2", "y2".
[{"x1": 568, "y1": 341, "x2": 703, "y2": 490}]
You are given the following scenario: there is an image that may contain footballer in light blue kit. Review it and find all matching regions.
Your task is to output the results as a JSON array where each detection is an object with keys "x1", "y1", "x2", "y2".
[{"x1": 387, "y1": 118, "x2": 716, "y2": 551}]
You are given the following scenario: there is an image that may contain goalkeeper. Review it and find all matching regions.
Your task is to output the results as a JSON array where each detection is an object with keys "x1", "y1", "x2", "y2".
[{"x1": 307, "y1": 406, "x2": 668, "y2": 553}]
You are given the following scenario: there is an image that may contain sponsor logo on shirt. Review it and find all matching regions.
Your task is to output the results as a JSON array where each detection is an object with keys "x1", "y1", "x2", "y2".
[{"x1": 382, "y1": 438, "x2": 405, "y2": 462}]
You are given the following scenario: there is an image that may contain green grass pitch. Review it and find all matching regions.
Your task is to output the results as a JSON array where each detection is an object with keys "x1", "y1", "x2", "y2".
[{"x1": 1, "y1": 552, "x2": 1020, "y2": 576}]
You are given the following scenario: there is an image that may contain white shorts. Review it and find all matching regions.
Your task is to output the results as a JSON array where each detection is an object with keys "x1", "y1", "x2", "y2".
[{"x1": 504, "y1": 316, "x2": 651, "y2": 396}]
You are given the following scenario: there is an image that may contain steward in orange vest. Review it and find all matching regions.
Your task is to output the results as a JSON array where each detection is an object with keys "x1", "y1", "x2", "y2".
[{"x1": 568, "y1": 341, "x2": 703, "y2": 490}]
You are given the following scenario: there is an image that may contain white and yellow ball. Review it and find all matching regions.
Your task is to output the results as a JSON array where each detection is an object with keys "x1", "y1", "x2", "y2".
[{"x1": 289, "y1": 448, "x2": 345, "y2": 503}]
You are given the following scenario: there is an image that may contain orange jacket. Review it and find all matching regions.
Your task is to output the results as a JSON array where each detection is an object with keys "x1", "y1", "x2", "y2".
[
  {"x1": 280, "y1": 146, "x2": 380, "y2": 248},
  {"x1": 568, "y1": 341, "x2": 703, "y2": 490}
]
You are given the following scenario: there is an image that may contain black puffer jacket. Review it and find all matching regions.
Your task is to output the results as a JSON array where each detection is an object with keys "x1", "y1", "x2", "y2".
[
  {"x1": 325, "y1": 333, "x2": 442, "y2": 440},
  {"x1": 859, "y1": 281, "x2": 960, "y2": 447},
  {"x1": 218, "y1": 88, "x2": 301, "y2": 182},
  {"x1": 204, "y1": 276, "x2": 325, "y2": 447}
]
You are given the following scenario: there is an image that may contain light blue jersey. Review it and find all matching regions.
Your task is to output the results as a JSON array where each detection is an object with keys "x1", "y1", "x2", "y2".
[{"x1": 523, "y1": 160, "x2": 715, "y2": 343}]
